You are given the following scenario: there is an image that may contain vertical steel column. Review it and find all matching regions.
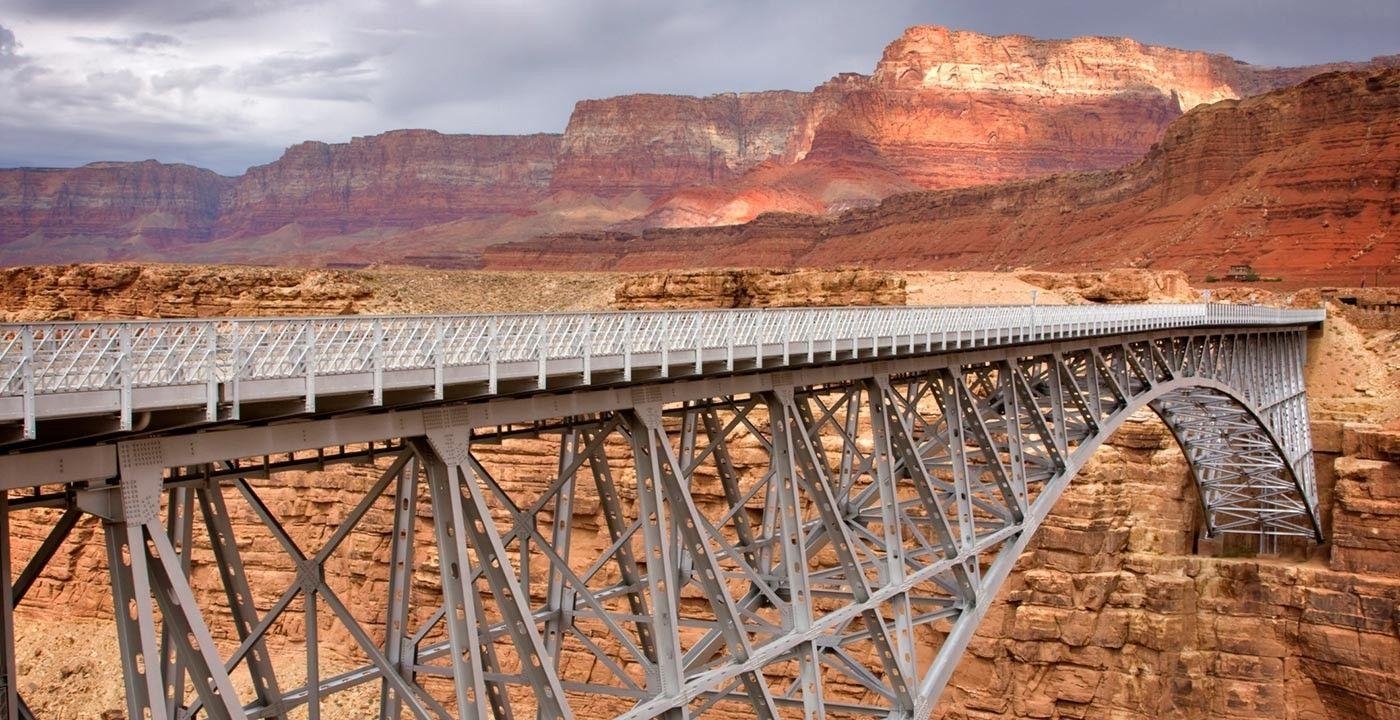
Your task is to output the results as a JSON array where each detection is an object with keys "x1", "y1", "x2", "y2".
[
  {"x1": 542, "y1": 430, "x2": 579, "y2": 666},
  {"x1": 420, "y1": 408, "x2": 573, "y2": 720},
  {"x1": 863, "y1": 379, "x2": 918, "y2": 682},
  {"x1": 415, "y1": 438, "x2": 491, "y2": 720},
  {"x1": 0, "y1": 494, "x2": 17, "y2": 720},
  {"x1": 585, "y1": 427, "x2": 659, "y2": 665},
  {"x1": 305, "y1": 567, "x2": 321, "y2": 720},
  {"x1": 764, "y1": 390, "x2": 824, "y2": 720},
  {"x1": 93, "y1": 440, "x2": 246, "y2": 720},
  {"x1": 778, "y1": 391, "x2": 914, "y2": 713},
  {"x1": 159, "y1": 486, "x2": 194, "y2": 718},
  {"x1": 624, "y1": 406, "x2": 780, "y2": 720},
  {"x1": 102, "y1": 519, "x2": 164, "y2": 720},
  {"x1": 381, "y1": 458, "x2": 419, "y2": 720},
  {"x1": 622, "y1": 409, "x2": 687, "y2": 720},
  {"x1": 698, "y1": 408, "x2": 761, "y2": 571},
  {"x1": 935, "y1": 374, "x2": 975, "y2": 552},
  {"x1": 198, "y1": 484, "x2": 284, "y2": 716}
]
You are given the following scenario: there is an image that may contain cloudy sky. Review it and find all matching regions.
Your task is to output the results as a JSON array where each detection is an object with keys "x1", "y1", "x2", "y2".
[{"x1": 0, "y1": 0, "x2": 1395, "y2": 175}]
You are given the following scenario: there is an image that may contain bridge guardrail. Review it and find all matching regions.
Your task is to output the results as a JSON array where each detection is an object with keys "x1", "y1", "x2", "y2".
[{"x1": 0, "y1": 303, "x2": 1324, "y2": 437}]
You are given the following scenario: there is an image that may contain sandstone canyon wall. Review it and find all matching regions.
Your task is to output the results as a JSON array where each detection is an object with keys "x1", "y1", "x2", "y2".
[
  {"x1": 1, "y1": 265, "x2": 1397, "y2": 719},
  {"x1": 487, "y1": 69, "x2": 1400, "y2": 287},
  {"x1": 2, "y1": 26, "x2": 1393, "y2": 267},
  {"x1": 0, "y1": 161, "x2": 231, "y2": 256},
  {"x1": 550, "y1": 91, "x2": 812, "y2": 197},
  {"x1": 220, "y1": 130, "x2": 561, "y2": 237}
]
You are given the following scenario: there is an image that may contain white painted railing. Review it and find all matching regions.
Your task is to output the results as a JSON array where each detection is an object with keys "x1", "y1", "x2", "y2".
[{"x1": 0, "y1": 303, "x2": 1324, "y2": 438}]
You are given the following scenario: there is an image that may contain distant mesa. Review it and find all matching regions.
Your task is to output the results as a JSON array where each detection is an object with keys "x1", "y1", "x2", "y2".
[
  {"x1": 0, "y1": 25, "x2": 1396, "y2": 279},
  {"x1": 484, "y1": 69, "x2": 1400, "y2": 288}
]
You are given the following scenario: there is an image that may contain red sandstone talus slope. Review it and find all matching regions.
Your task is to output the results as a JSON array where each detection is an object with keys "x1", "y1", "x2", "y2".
[
  {"x1": 484, "y1": 70, "x2": 1400, "y2": 287},
  {"x1": 2, "y1": 25, "x2": 1393, "y2": 267}
]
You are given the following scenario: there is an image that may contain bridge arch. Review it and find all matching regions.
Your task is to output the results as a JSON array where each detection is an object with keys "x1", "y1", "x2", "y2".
[{"x1": 889, "y1": 371, "x2": 1321, "y2": 715}]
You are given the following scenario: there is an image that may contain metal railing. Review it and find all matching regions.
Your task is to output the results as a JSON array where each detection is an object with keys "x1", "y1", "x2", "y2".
[{"x1": 0, "y1": 303, "x2": 1324, "y2": 437}]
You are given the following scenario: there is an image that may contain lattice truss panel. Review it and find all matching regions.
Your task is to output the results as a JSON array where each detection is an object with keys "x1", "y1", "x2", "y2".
[{"x1": 0, "y1": 330, "x2": 1317, "y2": 720}]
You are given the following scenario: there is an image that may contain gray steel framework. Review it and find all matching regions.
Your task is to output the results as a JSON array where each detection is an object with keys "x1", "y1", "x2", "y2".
[{"x1": 0, "y1": 306, "x2": 1321, "y2": 719}]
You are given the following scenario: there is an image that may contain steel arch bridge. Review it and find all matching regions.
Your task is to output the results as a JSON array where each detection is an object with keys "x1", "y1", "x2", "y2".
[{"x1": 0, "y1": 303, "x2": 1322, "y2": 719}]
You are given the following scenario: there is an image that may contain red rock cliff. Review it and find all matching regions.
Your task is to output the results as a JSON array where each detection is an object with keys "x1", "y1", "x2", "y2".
[
  {"x1": 0, "y1": 161, "x2": 232, "y2": 262},
  {"x1": 626, "y1": 26, "x2": 1396, "y2": 227},
  {"x1": 219, "y1": 129, "x2": 561, "y2": 237},
  {"x1": 485, "y1": 69, "x2": 1400, "y2": 287},
  {"x1": 549, "y1": 91, "x2": 811, "y2": 197}
]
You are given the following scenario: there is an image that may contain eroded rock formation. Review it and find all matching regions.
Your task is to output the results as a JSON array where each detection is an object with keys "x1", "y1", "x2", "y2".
[
  {"x1": 611, "y1": 267, "x2": 907, "y2": 309},
  {"x1": 0, "y1": 264, "x2": 375, "y2": 321},
  {"x1": 487, "y1": 69, "x2": 1400, "y2": 287},
  {"x1": 221, "y1": 130, "x2": 561, "y2": 237},
  {"x1": 550, "y1": 91, "x2": 811, "y2": 197},
  {"x1": 0, "y1": 161, "x2": 231, "y2": 257}
]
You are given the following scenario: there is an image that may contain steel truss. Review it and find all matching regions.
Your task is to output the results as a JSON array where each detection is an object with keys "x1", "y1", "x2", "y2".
[{"x1": 0, "y1": 327, "x2": 1318, "y2": 719}]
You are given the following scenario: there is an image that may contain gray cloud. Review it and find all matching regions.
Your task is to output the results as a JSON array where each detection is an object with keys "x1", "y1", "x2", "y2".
[
  {"x1": 151, "y1": 65, "x2": 226, "y2": 94},
  {"x1": 0, "y1": 23, "x2": 21, "y2": 68},
  {"x1": 0, "y1": 111, "x2": 276, "y2": 174},
  {"x1": 235, "y1": 51, "x2": 375, "y2": 89},
  {"x1": 0, "y1": 0, "x2": 1396, "y2": 175},
  {"x1": 229, "y1": 50, "x2": 378, "y2": 103},
  {"x1": 5, "y1": 0, "x2": 324, "y2": 25},
  {"x1": 73, "y1": 31, "x2": 183, "y2": 51}
]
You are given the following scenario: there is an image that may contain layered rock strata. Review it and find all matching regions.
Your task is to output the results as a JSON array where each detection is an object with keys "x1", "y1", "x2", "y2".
[
  {"x1": 487, "y1": 69, "x2": 1400, "y2": 287},
  {"x1": 3, "y1": 27, "x2": 1395, "y2": 266},
  {"x1": 611, "y1": 267, "x2": 907, "y2": 309},
  {"x1": 220, "y1": 130, "x2": 561, "y2": 237}
]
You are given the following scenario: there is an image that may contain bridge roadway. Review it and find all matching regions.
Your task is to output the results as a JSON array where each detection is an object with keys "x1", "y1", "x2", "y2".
[{"x1": 0, "y1": 303, "x2": 1325, "y2": 719}]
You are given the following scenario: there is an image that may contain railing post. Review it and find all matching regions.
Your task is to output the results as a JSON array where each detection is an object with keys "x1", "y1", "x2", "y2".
[
  {"x1": 660, "y1": 314, "x2": 670, "y2": 378},
  {"x1": 537, "y1": 318, "x2": 548, "y2": 390},
  {"x1": 303, "y1": 322, "x2": 317, "y2": 413},
  {"x1": 623, "y1": 314, "x2": 633, "y2": 382},
  {"x1": 488, "y1": 316, "x2": 499, "y2": 394},
  {"x1": 582, "y1": 314, "x2": 592, "y2": 385},
  {"x1": 725, "y1": 313, "x2": 735, "y2": 371},
  {"x1": 829, "y1": 311, "x2": 838, "y2": 359},
  {"x1": 781, "y1": 311, "x2": 791, "y2": 366},
  {"x1": 694, "y1": 311, "x2": 704, "y2": 374},
  {"x1": 373, "y1": 319, "x2": 385, "y2": 405},
  {"x1": 754, "y1": 312, "x2": 763, "y2": 370},
  {"x1": 432, "y1": 320, "x2": 445, "y2": 401},
  {"x1": 119, "y1": 324, "x2": 133, "y2": 431},
  {"x1": 204, "y1": 326, "x2": 218, "y2": 422},
  {"x1": 229, "y1": 323, "x2": 243, "y2": 421},
  {"x1": 19, "y1": 327, "x2": 33, "y2": 441},
  {"x1": 806, "y1": 310, "x2": 816, "y2": 363}
]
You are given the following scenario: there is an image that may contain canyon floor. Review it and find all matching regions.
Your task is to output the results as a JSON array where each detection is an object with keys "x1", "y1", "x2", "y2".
[{"x1": 3, "y1": 263, "x2": 1398, "y2": 719}]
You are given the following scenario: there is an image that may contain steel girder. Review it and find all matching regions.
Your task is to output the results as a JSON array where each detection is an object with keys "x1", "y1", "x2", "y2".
[{"x1": 0, "y1": 328, "x2": 1318, "y2": 719}]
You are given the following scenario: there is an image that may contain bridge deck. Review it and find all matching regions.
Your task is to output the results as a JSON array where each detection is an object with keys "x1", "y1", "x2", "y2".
[{"x1": 0, "y1": 303, "x2": 1322, "y2": 447}]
